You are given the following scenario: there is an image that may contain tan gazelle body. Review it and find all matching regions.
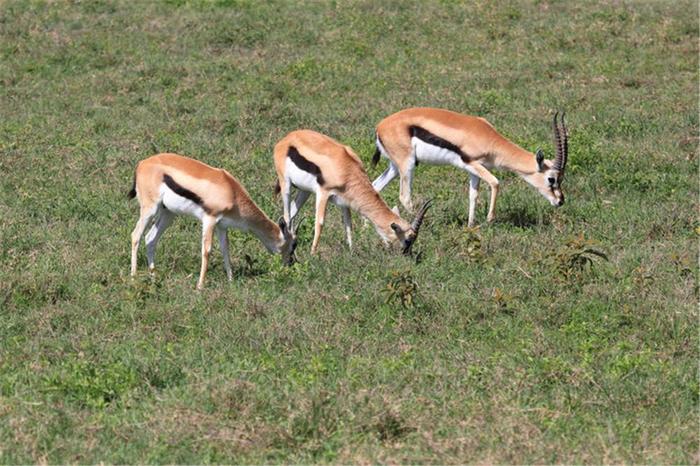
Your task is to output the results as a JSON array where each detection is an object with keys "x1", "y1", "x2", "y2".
[
  {"x1": 372, "y1": 108, "x2": 569, "y2": 226},
  {"x1": 128, "y1": 153, "x2": 296, "y2": 289},
  {"x1": 273, "y1": 130, "x2": 431, "y2": 254}
]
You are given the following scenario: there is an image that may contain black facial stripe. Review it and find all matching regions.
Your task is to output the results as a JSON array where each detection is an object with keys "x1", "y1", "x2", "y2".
[
  {"x1": 163, "y1": 174, "x2": 205, "y2": 207},
  {"x1": 288, "y1": 146, "x2": 325, "y2": 186},
  {"x1": 409, "y1": 125, "x2": 469, "y2": 162}
]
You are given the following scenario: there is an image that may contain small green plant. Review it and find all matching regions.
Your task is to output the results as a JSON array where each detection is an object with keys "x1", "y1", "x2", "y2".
[
  {"x1": 460, "y1": 226, "x2": 484, "y2": 262},
  {"x1": 123, "y1": 272, "x2": 163, "y2": 304},
  {"x1": 383, "y1": 270, "x2": 419, "y2": 309},
  {"x1": 632, "y1": 265, "x2": 655, "y2": 295},
  {"x1": 444, "y1": 226, "x2": 484, "y2": 263},
  {"x1": 373, "y1": 409, "x2": 412, "y2": 442},
  {"x1": 670, "y1": 252, "x2": 693, "y2": 278},
  {"x1": 551, "y1": 234, "x2": 609, "y2": 279},
  {"x1": 44, "y1": 359, "x2": 138, "y2": 409},
  {"x1": 491, "y1": 287, "x2": 516, "y2": 314}
]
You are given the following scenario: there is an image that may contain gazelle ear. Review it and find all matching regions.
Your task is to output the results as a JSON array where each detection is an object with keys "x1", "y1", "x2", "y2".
[
  {"x1": 390, "y1": 223, "x2": 402, "y2": 233},
  {"x1": 535, "y1": 148, "x2": 545, "y2": 171},
  {"x1": 391, "y1": 205, "x2": 400, "y2": 215}
]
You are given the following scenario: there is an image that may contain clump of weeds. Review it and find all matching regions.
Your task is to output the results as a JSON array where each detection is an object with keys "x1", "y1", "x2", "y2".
[
  {"x1": 491, "y1": 287, "x2": 517, "y2": 315},
  {"x1": 442, "y1": 225, "x2": 485, "y2": 263},
  {"x1": 383, "y1": 270, "x2": 419, "y2": 309},
  {"x1": 547, "y1": 234, "x2": 609, "y2": 280}
]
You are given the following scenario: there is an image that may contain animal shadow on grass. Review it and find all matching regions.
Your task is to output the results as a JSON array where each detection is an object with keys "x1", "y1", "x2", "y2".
[
  {"x1": 440, "y1": 202, "x2": 549, "y2": 229},
  {"x1": 497, "y1": 205, "x2": 551, "y2": 228},
  {"x1": 230, "y1": 253, "x2": 266, "y2": 279}
]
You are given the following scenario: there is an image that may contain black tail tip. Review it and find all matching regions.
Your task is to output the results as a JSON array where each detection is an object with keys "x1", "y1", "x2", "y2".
[
  {"x1": 127, "y1": 176, "x2": 137, "y2": 199},
  {"x1": 371, "y1": 147, "x2": 381, "y2": 167},
  {"x1": 274, "y1": 180, "x2": 281, "y2": 196}
]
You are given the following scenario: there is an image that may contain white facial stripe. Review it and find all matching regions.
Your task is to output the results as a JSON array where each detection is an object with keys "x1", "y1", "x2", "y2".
[{"x1": 412, "y1": 137, "x2": 464, "y2": 165}]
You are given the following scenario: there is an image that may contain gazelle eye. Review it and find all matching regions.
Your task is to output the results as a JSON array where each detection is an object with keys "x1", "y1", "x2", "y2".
[{"x1": 547, "y1": 177, "x2": 555, "y2": 185}]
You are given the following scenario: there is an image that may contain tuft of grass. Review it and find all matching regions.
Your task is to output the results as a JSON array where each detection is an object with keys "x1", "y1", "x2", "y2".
[
  {"x1": 548, "y1": 234, "x2": 609, "y2": 280},
  {"x1": 383, "y1": 270, "x2": 420, "y2": 309}
]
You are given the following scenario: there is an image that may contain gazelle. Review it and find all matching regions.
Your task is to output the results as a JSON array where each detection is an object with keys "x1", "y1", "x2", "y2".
[
  {"x1": 371, "y1": 108, "x2": 569, "y2": 227},
  {"x1": 128, "y1": 153, "x2": 297, "y2": 289},
  {"x1": 273, "y1": 129, "x2": 431, "y2": 255}
]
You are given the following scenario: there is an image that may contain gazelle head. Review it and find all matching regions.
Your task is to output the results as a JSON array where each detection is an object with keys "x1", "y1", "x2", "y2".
[
  {"x1": 389, "y1": 199, "x2": 433, "y2": 255},
  {"x1": 277, "y1": 219, "x2": 298, "y2": 266},
  {"x1": 526, "y1": 112, "x2": 569, "y2": 207}
]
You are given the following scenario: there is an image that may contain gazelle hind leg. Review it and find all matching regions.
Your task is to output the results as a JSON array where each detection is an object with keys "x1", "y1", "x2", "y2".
[
  {"x1": 130, "y1": 204, "x2": 158, "y2": 276},
  {"x1": 145, "y1": 207, "x2": 174, "y2": 272}
]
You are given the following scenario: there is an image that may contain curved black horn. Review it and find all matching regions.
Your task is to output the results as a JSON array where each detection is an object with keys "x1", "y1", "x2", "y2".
[
  {"x1": 559, "y1": 112, "x2": 568, "y2": 173},
  {"x1": 292, "y1": 215, "x2": 306, "y2": 235},
  {"x1": 411, "y1": 199, "x2": 433, "y2": 233},
  {"x1": 552, "y1": 111, "x2": 564, "y2": 172}
]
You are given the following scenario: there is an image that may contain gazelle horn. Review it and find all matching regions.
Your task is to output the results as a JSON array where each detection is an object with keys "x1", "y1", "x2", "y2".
[
  {"x1": 411, "y1": 199, "x2": 433, "y2": 233},
  {"x1": 552, "y1": 111, "x2": 568, "y2": 174}
]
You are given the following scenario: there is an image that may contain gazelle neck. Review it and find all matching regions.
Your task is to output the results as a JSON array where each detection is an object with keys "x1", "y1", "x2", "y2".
[
  {"x1": 229, "y1": 206, "x2": 283, "y2": 253},
  {"x1": 346, "y1": 180, "x2": 409, "y2": 241},
  {"x1": 492, "y1": 139, "x2": 540, "y2": 175}
]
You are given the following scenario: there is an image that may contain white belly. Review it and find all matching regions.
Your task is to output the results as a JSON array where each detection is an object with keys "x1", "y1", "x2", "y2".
[
  {"x1": 286, "y1": 157, "x2": 320, "y2": 192},
  {"x1": 161, "y1": 185, "x2": 206, "y2": 220},
  {"x1": 412, "y1": 137, "x2": 463, "y2": 165}
]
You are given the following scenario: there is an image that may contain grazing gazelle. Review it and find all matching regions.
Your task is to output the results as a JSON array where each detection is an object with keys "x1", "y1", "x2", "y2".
[
  {"x1": 128, "y1": 153, "x2": 297, "y2": 289},
  {"x1": 371, "y1": 108, "x2": 569, "y2": 227},
  {"x1": 273, "y1": 129, "x2": 431, "y2": 255}
]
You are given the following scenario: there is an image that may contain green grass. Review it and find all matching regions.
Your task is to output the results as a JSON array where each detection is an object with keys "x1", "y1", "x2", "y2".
[{"x1": 0, "y1": 0, "x2": 697, "y2": 463}]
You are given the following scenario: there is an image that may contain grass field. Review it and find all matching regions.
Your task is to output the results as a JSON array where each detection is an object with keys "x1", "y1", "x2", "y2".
[{"x1": 0, "y1": 0, "x2": 698, "y2": 463}]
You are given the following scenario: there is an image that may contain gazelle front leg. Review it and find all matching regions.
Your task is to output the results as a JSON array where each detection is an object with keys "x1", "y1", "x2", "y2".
[
  {"x1": 145, "y1": 208, "x2": 174, "y2": 272},
  {"x1": 341, "y1": 207, "x2": 352, "y2": 249},
  {"x1": 197, "y1": 215, "x2": 217, "y2": 290},
  {"x1": 311, "y1": 190, "x2": 330, "y2": 254},
  {"x1": 281, "y1": 178, "x2": 292, "y2": 225},
  {"x1": 398, "y1": 158, "x2": 416, "y2": 214},
  {"x1": 467, "y1": 163, "x2": 499, "y2": 223},
  {"x1": 371, "y1": 162, "x2": 399, "y2": 192},
  {"x1": 468, "y1": 174, "x2": 480, "y2": 227},
  {"x1": 289, "y1": 189, "x2": 311, "y2": 223},
  {"x1": 216, "y1": 226, "x2": 233, "y2": 281},
  {"x1": 131, "y1": 205, "x2": 158, "y2": 276}
]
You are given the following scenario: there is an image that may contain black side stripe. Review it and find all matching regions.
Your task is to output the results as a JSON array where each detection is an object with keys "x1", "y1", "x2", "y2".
[
  {"x1": 409, "y1": 125, "x2": 470, "y2": 162},
  {"x1": 163, "y1": 174, "x2": 205, "y2": 208},
  {"x1": 288, "y1": 146, "x2": 325, "y2": 186}
]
